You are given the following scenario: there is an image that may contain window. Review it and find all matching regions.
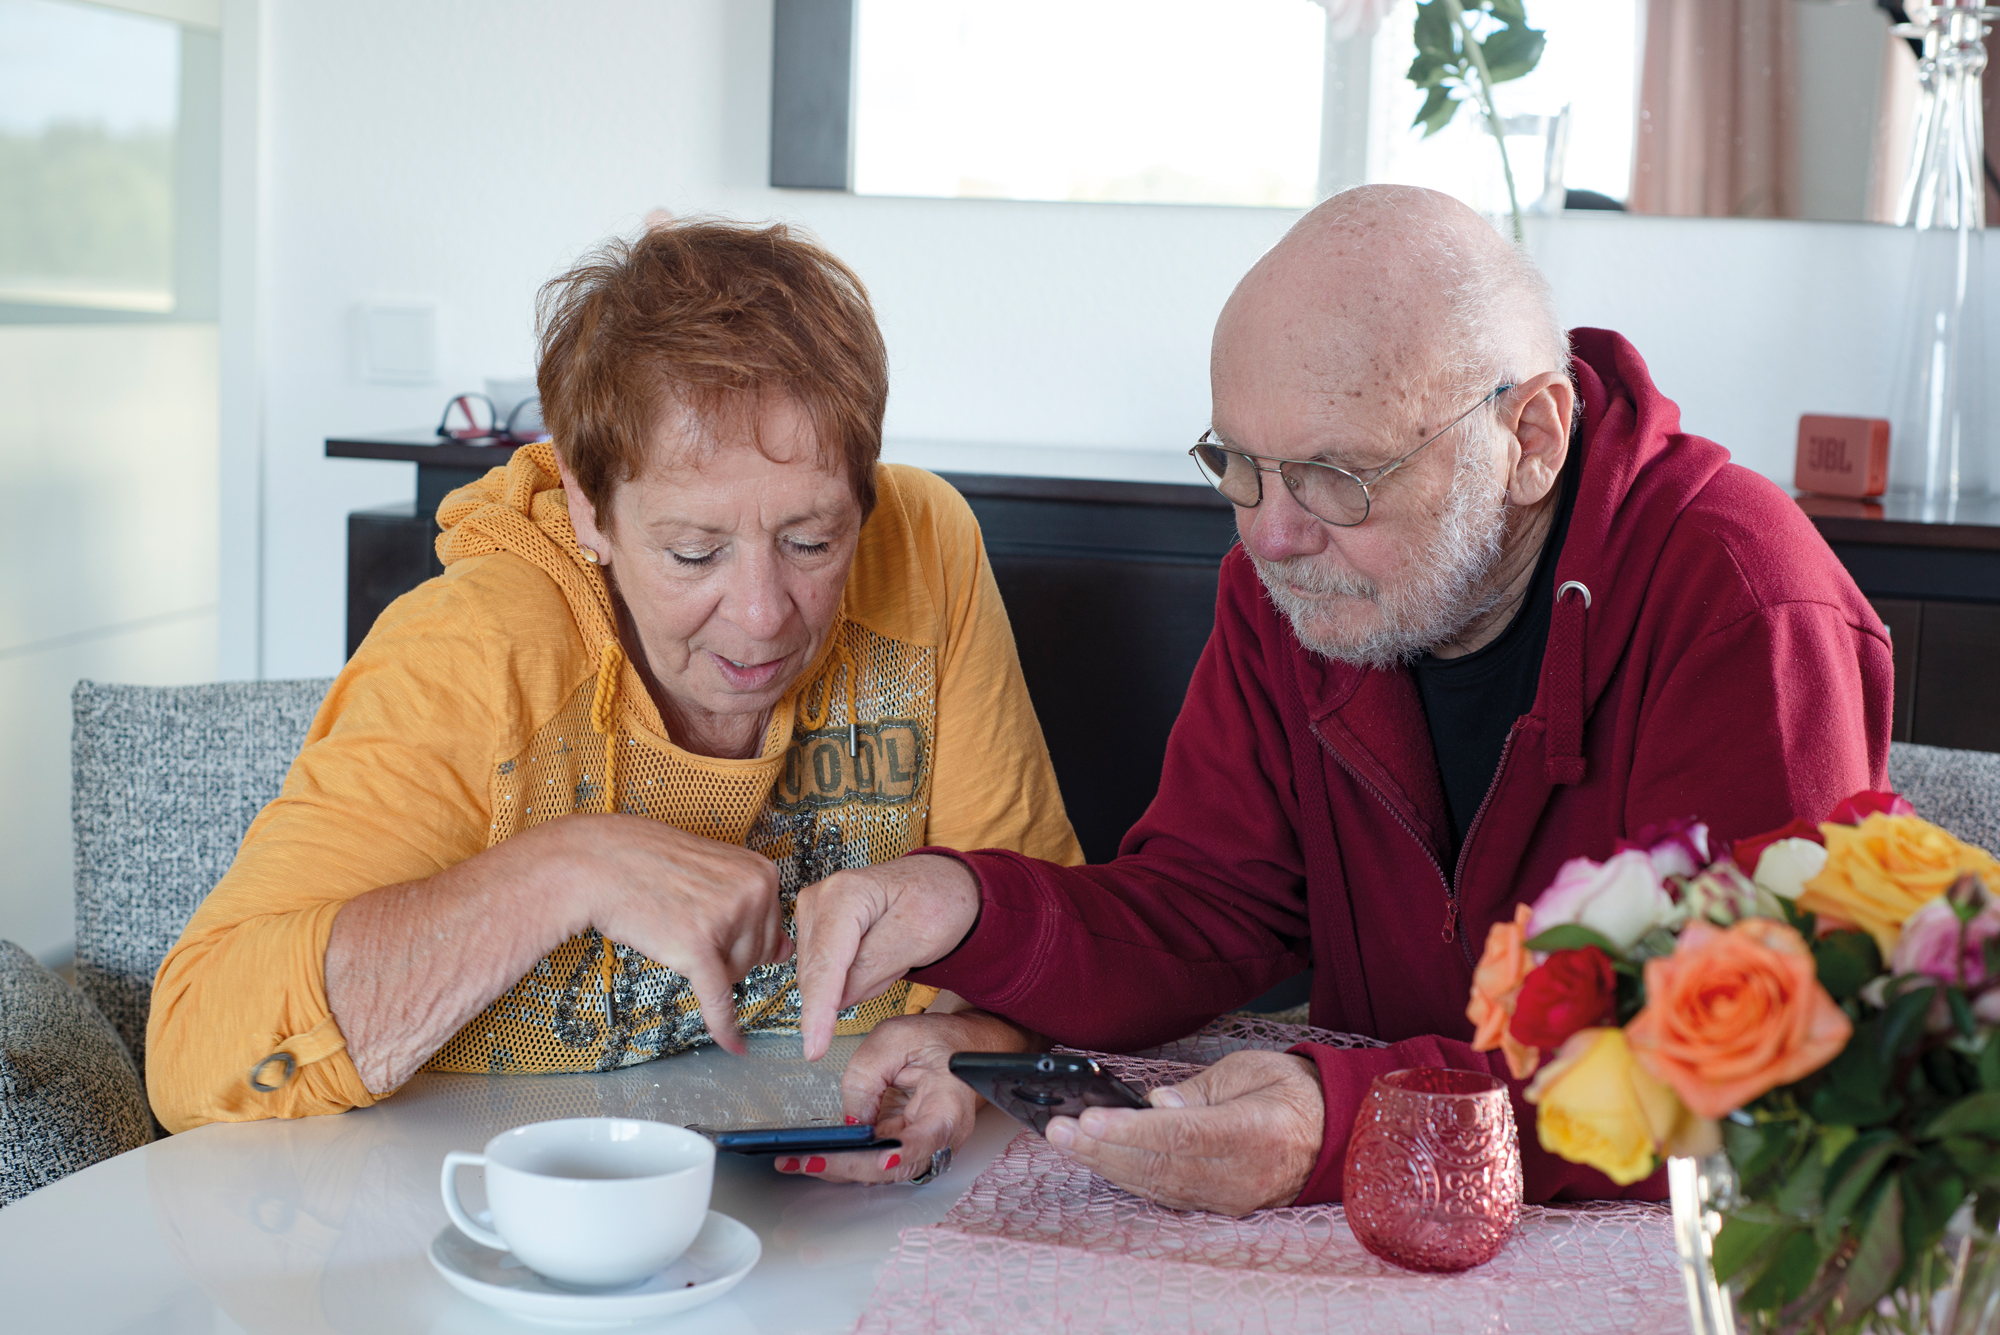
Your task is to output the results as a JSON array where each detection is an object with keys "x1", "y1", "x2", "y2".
[
  {"x1": 851, "y1": 0, "x2": 1327, "y2": 208},
  {"x1": 0, "y1": 0, "x2": 218, "y2": 321}
]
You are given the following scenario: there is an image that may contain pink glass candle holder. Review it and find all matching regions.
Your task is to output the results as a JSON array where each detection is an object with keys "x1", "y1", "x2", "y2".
[{"x1": 1341, "y1": 1068, "x2": 1523, "y2": 1273}]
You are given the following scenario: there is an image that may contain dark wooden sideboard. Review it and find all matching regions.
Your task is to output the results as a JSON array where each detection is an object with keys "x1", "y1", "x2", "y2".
[{"x1": 329, "y1": 435, "x2": 2000, "y2": 856}]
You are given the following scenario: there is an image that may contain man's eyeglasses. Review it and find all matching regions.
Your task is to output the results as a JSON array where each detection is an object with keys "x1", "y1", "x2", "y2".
[
  {"x1": 1189, "y1": 384, "x2": 1513, "y2": 527},
  {"x1": 437, "y1": 393, "x2": 550, "y2": 445}
]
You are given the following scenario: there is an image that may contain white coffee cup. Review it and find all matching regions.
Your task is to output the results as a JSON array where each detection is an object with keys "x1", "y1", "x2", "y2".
[{"x1": 440, "y1": 1117, "x2": 715, "y2": 1290}]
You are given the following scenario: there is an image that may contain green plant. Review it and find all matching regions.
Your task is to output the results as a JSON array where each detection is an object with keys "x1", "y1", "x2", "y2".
[{"x1": 1406, "y1": 0, "x2": 1547, "y2": 243}]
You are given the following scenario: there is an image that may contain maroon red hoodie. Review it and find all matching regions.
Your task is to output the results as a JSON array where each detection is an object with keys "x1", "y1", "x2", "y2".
[{"x1": 912, "y1": 329, "x2": 1893, "y2": 1204}]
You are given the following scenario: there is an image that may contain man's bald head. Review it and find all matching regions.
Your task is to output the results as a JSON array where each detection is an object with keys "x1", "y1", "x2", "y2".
[
  {"x1": 1209, "y1": 185, "x2": 1577, "y2": 669},
  {"x1": 1217, "y1": 185, "x2": 1568, "y2": 414}
]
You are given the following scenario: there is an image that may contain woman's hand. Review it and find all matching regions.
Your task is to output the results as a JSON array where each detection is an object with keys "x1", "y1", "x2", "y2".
[
  {"x1": 328, "y1": 812, "x2": 790, "y2": 1091},
  {"x1": 559, "y1": 814, "x2": 794, "y2": 1053},
  {"x1": 775, "y1": 1010, "x2": 1039, "y2": 1184}
]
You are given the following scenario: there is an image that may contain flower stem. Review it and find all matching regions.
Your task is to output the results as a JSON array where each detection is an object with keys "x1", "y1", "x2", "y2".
[{"x1": 1440, "y1": 0, "x2": 1525, "y2": 245}]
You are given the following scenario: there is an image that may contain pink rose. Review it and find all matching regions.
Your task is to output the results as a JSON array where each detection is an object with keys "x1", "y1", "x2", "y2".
[
  {"x1": 1529, "y1": 850, "x2": 1677, "y2": 951},
  {"x1": 1828, "y1": 791, "x2": 1917, "y2": 826},
  {"x1": 1890, "y1": 888, "x2": 2000, "y2": 988},
  {"x1": 1616, "y1": 818, "x2": 1711, "y2": 881}
]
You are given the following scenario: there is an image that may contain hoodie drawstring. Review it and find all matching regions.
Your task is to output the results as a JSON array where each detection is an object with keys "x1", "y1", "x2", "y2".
[
  {"x1": 589, "y1": 638, "x2": 624, "y2": 1016},
  {"x1": 1546, "y1": 581, "x2": 1591, "y2": 785},
  {"x1": 797, "y1": 637, "x2": 861, "y2": 756}
]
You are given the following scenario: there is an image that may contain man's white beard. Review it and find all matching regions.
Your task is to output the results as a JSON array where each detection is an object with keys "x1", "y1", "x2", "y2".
[{"x1": 1251, "y1": 445, "x2": 1511, "y2": 669}]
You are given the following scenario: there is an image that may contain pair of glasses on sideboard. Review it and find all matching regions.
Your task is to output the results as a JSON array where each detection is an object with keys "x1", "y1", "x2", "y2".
[{"x1": 436, "y1": 393, "x2": 549, "y2": 444}]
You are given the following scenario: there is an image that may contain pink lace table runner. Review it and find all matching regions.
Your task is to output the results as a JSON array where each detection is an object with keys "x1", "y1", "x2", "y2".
[{"x1": 854, "y1": 1017, "x2": 1683, "y2": 1335}]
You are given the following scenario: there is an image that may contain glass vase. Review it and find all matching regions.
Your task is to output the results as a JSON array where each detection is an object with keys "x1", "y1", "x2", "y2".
[
  {"x1": 1670, "y1": 1150, "x2": 1998, "y2": 1335},
  {"x1": 1886, "y1": 2, "x2": 1996, "y2": 519}
]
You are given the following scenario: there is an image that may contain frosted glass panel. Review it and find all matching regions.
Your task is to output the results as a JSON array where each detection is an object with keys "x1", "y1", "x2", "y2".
[
  {"x1": 0, "y1": 0, "x2": 181, "y2": 312},
  {"x1": 853, "y1": 0, "x2": 1325, "y2": 208}
]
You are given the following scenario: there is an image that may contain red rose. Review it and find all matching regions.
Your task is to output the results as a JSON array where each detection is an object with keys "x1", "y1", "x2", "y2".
[
  {"x1": 1508, "y1": 947, "x2": 1618, "y2": 1050},
  {"x1": 1732, "y1": 818, "x2": 1824, "y2": 875},
  {"x1": 1827, "y1": 790, "x2": 1916, "y2": 826}
]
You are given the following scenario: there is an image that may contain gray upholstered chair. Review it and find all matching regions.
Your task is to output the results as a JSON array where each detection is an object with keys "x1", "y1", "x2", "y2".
[
  {"x1": 70, "y1": 678, "x2": 333, "y2": 1079},
  {"x1": 1888, "y1": 740, "x2": 2000, "y2": 853}
]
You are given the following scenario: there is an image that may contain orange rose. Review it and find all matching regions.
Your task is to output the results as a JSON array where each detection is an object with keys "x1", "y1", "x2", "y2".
[
  {"x1": 1626, "y1": 918, "x2": 1851, "y2": 1119},
  {"x1": 1466, "y1": 903, "x2": 1538, "y2": 1079},
  {"x1": 1797, "y1": 814, "x2": 2000, "y2": 955}
]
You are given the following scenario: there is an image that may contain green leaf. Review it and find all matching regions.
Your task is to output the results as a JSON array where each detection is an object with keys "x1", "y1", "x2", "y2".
[
  {"x1": 1811, "y1": 1042, "x2": 1903, "y2": 1126},
  {"x1": 1982, "y1": 1034, "x2": 2000, "y2": 1092},
  {"x1": 1411, "y1": 84, "x2": 1460, "y2": 138},
  {"x1": 1739, "y1": 1228, "x2": 1822, "y2": 1312},
  {"x1": 1405, "y1": 51, "x2": 1448, "y2": 89},
  {"x1": 1819, "y1": 1123, "x2": 1859, "y2": 1165},
  {"x1": 1525, "y1": 924, "x2": 1621, "y2": 956},
  {"x1": 1488, "y1": 0, "x2": 1528, "y2": 23},
  {"x1": 1477, "y1": 25, "x2": 1547, "y2": 85},
  {"x1": 1950, "y1": 988, "x2": 1979, "y2": 1038},
  {"x1": 1811, "y1": 931, "x2": 1881, "y2": 1002},
  {"x1": 1840, "y1": 1176, "x2": 1905, "y2": 1315},
  {"x1": 1412, "y1": 0, "x2": 1457, "y2": 59},
  {"x1": 1899, "y1": 1167, "x2": 1965, "y2": 1289},
  {"x1": 1879, "y1": 985, "x2": 1938, "y2": 1062},
  {"x1": 1942, "y1": 1134, "x2": 2000, "y2": 1180},
  {"x1": 1776, "y1": 1151, "x2": 1828, "y2": 1219},
  {"x1": 1712, "y1": 1215, "x2": 1787, "y2": 1283},
  {"x1": 1921, "y1": 1091, "x2": 2000, "y2": 1140},
  {"x1": 1817, "y1": 1131, "x2": 1903, "y2": 1248}
]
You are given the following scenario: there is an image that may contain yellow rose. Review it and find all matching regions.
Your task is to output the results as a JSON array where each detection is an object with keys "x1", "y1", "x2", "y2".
[
  {"x1": 1525, "y1": 1027, "x2": 1710, "y2": 1186},
  {"x1": 1797, "y1": 815, "x2": 2000, "y2": 955}
]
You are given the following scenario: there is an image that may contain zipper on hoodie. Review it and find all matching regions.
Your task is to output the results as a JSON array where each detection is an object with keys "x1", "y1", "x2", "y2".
[
  {"x1": 1311, "y1": 727, "x2": 1477, "y2": 968},
  {"x1": 1445, "y1": 725, "x2": 1521, "y2": 959}
]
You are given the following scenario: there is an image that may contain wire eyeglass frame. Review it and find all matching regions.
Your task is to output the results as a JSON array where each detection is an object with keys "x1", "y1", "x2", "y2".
[{"x1": 1189, "y1": 383, "x2": 1514, "y2": 527}]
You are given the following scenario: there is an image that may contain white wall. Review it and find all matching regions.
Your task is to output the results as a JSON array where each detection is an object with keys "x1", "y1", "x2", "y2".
[
  {"x1": 0, "y1": 325, "x2": 219, "y2": 961},
  {"x1": 235, "y1": 0, "x2": 1973, "y2": 686}
]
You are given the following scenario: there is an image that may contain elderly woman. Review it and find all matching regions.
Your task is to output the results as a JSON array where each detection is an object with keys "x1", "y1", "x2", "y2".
[{"x1": 147, "y1": 219, "x2": 1078, "y2": 1183}]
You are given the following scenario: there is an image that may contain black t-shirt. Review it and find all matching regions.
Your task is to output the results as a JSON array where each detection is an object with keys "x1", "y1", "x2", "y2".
[{"x1": 1412, "y1": 465, "x2": 1578, "y2": 865}]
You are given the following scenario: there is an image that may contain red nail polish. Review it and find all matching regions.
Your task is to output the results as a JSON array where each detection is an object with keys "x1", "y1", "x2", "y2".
[
  {"x1": 845, "y1": 1115, "x2": 858, "y2": 1125},
  {"x1": 779, "y1": 1157, "x2": 798, "y2": 1172},
  {"x1": 805, "y1": 1156, "x2": 826, "y2": 1173},
  {"x1": 885, "y1": 1154, "x2": 901, "y2": 1169}
]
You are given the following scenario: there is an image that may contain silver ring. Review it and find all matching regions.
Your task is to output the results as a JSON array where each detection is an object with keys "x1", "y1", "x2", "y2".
[
  {"x1": 1556, "y1": 580, "x2": 1592, "y2": 609},
  {"x1": 908, "y1": 1145, "x2": 952, "y2": 1186}
]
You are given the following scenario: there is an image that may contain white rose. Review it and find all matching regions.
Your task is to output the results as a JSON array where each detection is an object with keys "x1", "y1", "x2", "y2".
[
  {"x1": 1752, "y1": 838, "x2": 1828, "y2": 901},
  {"x1": 1527, "y1": 849, "x2": 1676, "y2": 951}
]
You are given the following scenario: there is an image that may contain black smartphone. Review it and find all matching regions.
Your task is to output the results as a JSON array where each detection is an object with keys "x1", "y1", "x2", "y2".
[
  {"x1": 690, "y1": 1123, "x2": 901, "y2": 1156},
  {"x1": 947, "y1": 1052, "x2": 1149, "y2": 1135}
]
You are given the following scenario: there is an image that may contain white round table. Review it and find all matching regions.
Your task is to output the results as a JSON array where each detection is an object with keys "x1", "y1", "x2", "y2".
[{"x1": 0, "y1": 1034, "x2": 1016, "y2": 1334}]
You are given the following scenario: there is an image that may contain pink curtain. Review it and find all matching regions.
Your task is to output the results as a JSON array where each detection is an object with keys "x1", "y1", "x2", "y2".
[{"x1": 1630, "y1": 0, "x2": 1798, "y2": 218}]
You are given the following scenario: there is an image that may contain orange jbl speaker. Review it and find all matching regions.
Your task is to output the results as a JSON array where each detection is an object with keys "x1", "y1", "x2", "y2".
[{"x1": 1795, "y1": 415, "x2": 1890, "y2": 498}]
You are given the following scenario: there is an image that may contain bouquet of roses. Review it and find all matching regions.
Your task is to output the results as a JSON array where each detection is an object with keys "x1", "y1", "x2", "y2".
[{"x1": 1466, "y1": 792, "x2": 2000, "y2": 1330}]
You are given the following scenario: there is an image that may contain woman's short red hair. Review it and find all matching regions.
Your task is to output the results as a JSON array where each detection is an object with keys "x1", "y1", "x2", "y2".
[{"x1": 536, "y1": 218, "x2": 889, "y2": 523}]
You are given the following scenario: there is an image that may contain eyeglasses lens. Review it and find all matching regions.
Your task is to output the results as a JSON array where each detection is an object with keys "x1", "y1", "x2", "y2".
[
  {"x1": 1284, "y1": 463, "x2": 1369, "y2": 525},
  {"x1": 1194, "y1": 442, "x2": 1261, "y2": 507},
  {"x1": 441, "y1": 395, "x2": 496, "y2": 441},
  {"x1": 1195, "y1": 441, "x2": 1369, "y2": 525}
]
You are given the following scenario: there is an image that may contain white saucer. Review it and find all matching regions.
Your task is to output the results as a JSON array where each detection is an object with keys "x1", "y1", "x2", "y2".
[{"x1": 428, "y1": 1209, "x2": 760, "y2": 1325}]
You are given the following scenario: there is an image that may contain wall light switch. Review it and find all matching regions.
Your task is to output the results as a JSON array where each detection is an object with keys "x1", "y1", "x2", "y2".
[{"x1": 359, "y1": 302, "x2": 438, "y2": 384}]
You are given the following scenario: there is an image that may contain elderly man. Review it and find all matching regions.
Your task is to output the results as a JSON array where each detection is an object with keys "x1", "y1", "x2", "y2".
[{"x1": 792, "y1": 185, "x2": 1892, "y2": 1213}]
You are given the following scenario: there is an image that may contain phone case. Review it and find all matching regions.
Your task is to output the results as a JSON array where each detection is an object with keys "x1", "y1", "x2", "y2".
[
  {"x1": 947, "y1": 1052, "x2": 1148, "y2": 1135},
  {"x1": 691, "y1": 1123, "x2": 901, "y2": 1155}
]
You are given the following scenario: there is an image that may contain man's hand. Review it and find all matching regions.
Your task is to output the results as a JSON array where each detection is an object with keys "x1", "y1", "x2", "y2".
[
  {"x1": 792, "y1": 854, "x2": 982, "y2": 1061},
  {"x1": 775, "y1": 1009, "x2": 1037, "y2": 1183},
  {"x1": 1042, "y1": 1050, "x2": 1325, "y2": 1216}
]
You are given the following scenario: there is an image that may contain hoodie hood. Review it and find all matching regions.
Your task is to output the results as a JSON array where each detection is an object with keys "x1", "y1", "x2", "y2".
[{"x1": 436, "y1": 441, "x2": 621, "y2": 662}]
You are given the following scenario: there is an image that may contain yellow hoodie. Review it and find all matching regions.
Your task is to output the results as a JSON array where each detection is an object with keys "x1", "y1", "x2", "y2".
[{"x1": 147, "y1": 444, "x2": 1081, "y2": 1132}]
